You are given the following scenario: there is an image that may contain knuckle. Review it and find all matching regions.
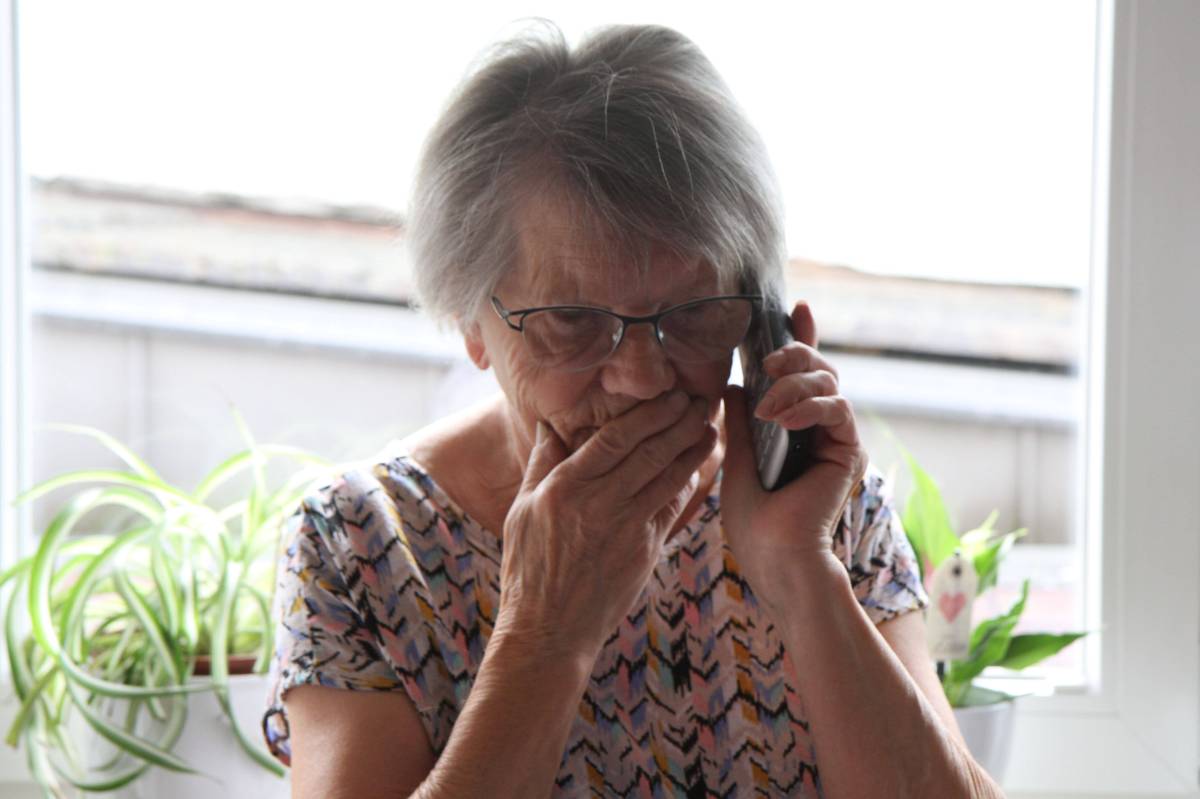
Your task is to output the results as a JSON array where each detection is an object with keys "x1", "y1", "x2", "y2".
[
  {"x1": 780, "y1": 343, "x2": 807, "y2": 368},
  {"x1": 536, "y1": 477, "x2": 563, "y2": 507},
  {"x1": 813, "y1": 370, "x2": 839, "y2": 394},
  {"x1": 636, "y1": 440, "x2": 673, "y2": 474},
  {"x1": 853, "y1": 447, "x2": 870, "y2": 478},
  {"x1": 592, "y1": 426, "x2": 628, "y2": 457}
]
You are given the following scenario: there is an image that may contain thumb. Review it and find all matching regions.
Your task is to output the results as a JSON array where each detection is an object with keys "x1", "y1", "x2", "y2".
[{"x1": 521, "y1": 420, "x2": 569, "y2": 492}]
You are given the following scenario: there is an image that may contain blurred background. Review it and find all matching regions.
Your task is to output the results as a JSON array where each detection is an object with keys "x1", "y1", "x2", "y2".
[{"x1": 21, "y1": 0, "x2": 1094, "y2": 688}]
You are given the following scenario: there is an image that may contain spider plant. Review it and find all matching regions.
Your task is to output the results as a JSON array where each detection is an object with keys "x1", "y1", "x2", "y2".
[{"x1": 1, "y1": 412, "x2": 332, "y2": 795}]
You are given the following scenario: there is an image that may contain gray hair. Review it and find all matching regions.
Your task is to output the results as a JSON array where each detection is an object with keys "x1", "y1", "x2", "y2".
[{"x1": 407, "y1": 21, "x2": 786, "y2": 327}]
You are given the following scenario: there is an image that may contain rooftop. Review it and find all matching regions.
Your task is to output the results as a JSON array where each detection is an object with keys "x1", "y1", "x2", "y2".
[{"x1": 30, "y1": 177, "x2": 1081, "y2": 373}]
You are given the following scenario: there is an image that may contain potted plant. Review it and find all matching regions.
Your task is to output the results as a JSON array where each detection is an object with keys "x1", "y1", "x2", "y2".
[
  {"x1": 894, "y1": 444, "x2": 1089, "y2": 783},
  {"x1": 0, "y1": 413, "x2": 330, "y2": 797}
]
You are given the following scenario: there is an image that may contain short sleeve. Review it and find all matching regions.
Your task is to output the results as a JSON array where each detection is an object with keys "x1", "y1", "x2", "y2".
[
  {"x1": 831, "y1": 462, "x2": 930, "y2": 625},
  {"x1": 260, "y1": 484, "x2": 408, "y2": 767}
]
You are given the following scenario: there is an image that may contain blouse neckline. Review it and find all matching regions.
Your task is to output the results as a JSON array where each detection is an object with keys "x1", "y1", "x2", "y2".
[{"x1": 386, "y1": 449, "x2": 720, "y2": 562}]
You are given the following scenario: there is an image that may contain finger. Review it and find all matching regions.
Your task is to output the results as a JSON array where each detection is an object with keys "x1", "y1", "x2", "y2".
[
  {"x1": 569, "y1": 390, "x2": 691, "y2": 481},
  {"x1": 763, "y1": 341, "x2": 839, "y2": 382},
  {"x1": 520, "y1": 420, "x2": 569, "y2": 492},
  {"x1": 638, "y1": 422, "x2": 719, "y2": 532},
  {"x1": 791, "y1": 300, "x2": 818, "y2": 349},
  {"x1": 754, "y1": 370, "x2": 839, "y2": 420},
  {"x1": 772, "y1": 395, "x2": 861, "y2": 447},
  {"x1": 607, "y1": 396, "x2": 710, "y2": 494}
]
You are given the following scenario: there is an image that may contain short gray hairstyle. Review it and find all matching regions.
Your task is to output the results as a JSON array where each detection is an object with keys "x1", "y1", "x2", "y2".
[{"x1": 407, "y1": 22, "x2": 786, "y2": 327}]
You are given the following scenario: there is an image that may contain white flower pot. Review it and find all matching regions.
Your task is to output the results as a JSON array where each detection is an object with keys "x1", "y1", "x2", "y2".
[
  {"x1": 118, "y1": 674, "x2": 290, "y2": 799},
  {"x1": 953, "y1": 699, "x2": 1015, "y2": 785}
]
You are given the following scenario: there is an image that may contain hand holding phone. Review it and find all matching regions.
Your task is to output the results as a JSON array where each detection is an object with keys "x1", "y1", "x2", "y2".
[{"x1": 738, "y1": 289, "x2": 816, "y2": 491}]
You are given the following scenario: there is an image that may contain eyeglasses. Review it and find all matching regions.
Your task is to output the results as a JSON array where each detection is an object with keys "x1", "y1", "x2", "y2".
[{"x1": 490, "y1": 293, "x2": 762, "y2": 372}]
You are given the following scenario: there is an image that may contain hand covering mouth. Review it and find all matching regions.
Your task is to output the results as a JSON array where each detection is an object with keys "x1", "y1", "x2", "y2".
[{"x1": 568, "y1": 426, "x2": 599, "y2": 451}]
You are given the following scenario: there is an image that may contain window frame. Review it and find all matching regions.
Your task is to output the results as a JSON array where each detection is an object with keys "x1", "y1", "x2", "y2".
[
  {"x1": 0, "y1": 1, "x2": 29, "y2": 569},
  {"x1": 999, "y1": 1, "x2": 1200, "y2": 794}
]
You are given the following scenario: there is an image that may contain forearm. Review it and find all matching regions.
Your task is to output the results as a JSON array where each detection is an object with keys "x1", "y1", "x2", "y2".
[
  {"x1": 768, "y1": 555, "x2": 1005, "y2": 799},
  {"x1": 412, "y1": 628, "x2": 594, "y2": 799}
]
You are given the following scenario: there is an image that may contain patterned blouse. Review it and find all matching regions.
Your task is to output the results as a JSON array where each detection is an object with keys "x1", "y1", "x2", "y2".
[{"x1": 262, "y1": 443, "x2": 929, "y2": 797}]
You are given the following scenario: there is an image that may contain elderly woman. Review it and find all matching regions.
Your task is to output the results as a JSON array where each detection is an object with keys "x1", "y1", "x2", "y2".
[{"x1": 262, "y1": 23, "x2": 1004, "y2": 799}]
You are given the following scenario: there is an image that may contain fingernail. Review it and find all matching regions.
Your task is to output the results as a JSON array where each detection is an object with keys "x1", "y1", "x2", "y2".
[
  {"x1": 756, "y1": 396, "x2": 778, "y2": 418},
  {"x1": 535, "y1": 421, "x2": 546, "y2": 444},
  {"x1": 763, "y1": 351, "x2": 784, "y2": 369}
]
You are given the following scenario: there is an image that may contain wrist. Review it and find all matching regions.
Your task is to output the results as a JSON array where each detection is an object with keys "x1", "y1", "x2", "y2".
[
  {"x1": 491, "y1": 605, "x2": 601, "y2": 681},
  {"x1": 755, "y1": 550, "x2": 850, "y2": 618}
]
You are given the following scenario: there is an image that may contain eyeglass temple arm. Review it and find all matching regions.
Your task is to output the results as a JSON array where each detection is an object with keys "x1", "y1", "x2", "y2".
[{"x1": 490, "y1": 296, "x2": 525, "y2": 331}]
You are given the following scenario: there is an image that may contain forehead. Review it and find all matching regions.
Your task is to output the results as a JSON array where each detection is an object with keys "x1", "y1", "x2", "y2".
[{"x1": 504, "y1": 188, "x2": 725, "y2": 304}]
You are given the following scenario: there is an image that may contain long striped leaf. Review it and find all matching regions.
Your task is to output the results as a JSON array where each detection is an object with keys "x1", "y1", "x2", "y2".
[
  {"x1": 150, "y1": 540, "x2": 182, "y2": 646},
  {"x1": 63, "y1": 675, "x2": 196, "y2": 775},
  {"x1": 193, "y1": 444, "x2": 328, "y2": 504},
  {"x1": 28, "y1": 492, "x2": 210, "y2": 699},
  {"x1": 39, "y1": 422, "x2": 162, "y2": 482},
  {"x1": 14, "y1": 470, "x2": 181, "y2": 510},
  {"x1": 4, "y1": 664, "x2": 57, "y2": 746},
  {"x1": 208, "y1": 560, "x2": 286, "y2": 776}
]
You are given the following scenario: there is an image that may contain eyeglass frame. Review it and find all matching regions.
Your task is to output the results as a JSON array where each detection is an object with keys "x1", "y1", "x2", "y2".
[{"x1": 489, "y1": 293, "x2": 764, "y2": 371}]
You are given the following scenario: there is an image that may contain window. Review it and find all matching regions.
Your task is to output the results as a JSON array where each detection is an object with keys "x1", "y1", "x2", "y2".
[{"x1": 6, "y1": 1, "x2": 1199, "y2": 794}]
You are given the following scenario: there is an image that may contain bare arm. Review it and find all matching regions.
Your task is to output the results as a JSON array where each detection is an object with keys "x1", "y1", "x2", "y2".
[
  {"x1": 412, "y1": 631, "x2": 595, "y2": 799},
  {"x1": 285, "y1": 628, "x2": 595, "y2": 799},
  {"x1": 771, "y1": 555, "x2": 1006, "y2": 799},
  {"x1": 286, "y1": 684, "x2": 435, "y2": 799}
]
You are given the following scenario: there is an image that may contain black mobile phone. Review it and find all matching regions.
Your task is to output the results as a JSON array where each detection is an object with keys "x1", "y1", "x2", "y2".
[{"x1": 738, "y1": 286, "x2": 816, "y2": 491}]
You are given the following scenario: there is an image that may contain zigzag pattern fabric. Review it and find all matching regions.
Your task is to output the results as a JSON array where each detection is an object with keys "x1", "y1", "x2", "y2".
[{"x1": 262, "y1": 447, "x2": 929, "y2": 797}]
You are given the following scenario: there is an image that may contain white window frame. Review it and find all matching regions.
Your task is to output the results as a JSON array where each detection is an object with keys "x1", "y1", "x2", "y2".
[
  {"x1": 2, "y1": 1, "x2": 1199, "y2": 795},
  {"x1": 1001, "y1": 1, "x2": 1200, "y2": 795},
  {"x1": 0, "y1": 0, "x2": 29, "y2": 570},
  {"x1": 0, "y1": 0, "x2": 34, "y2": 789}
]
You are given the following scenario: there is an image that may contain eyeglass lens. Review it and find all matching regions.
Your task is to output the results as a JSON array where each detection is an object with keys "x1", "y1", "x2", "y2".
[{"x1": 520, "y1": 298, "x2": 755, "y2": 371}]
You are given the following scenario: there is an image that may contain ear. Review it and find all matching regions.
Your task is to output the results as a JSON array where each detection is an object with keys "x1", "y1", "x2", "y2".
[{"x1": 462, "y1": 321, "x2": 491, "y2": 370}]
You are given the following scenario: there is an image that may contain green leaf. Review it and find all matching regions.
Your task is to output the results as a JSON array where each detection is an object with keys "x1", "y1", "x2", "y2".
[
  {"x1": 238, "y1": 583, "x2": 274, "y2": 672},
  {"x1": 994, "y1": 632, "x2": 1089, "y2": 671},
  {"x1": 38, "y1": 423, "x2": 162, "y2": 481},
  {"x1": 4, "y1": 665, "x2": 57, "y2": 747},
  {"x1": 899, "y1": 450, "x2": 961, "y2": 579},
  {"x1": 62, "y1": 676, "x2": 196, "y2": 775},
  {"x1": 151, "y1": 540, "x2": 182, "y2": 648},
  {"x1": 971, "y1": 528, "x2": 1028, "y2": 596},
  {"x1": 112, "y1": 570, "x2": 181, "y2": 685},
  {"x1": 192, "y1": 444, "x2": 328, "y2": 504},
  {"x1": 14, "y1": 469, "x2": 185, "y2": 509},
  {"x1": 958, "y1": 509, "x2": 999, "y2": 551},
  {"x1": 27, "y1": 492, "x2": 211, "y2": 699},
  {"x1": 954, "y1": 683, "x2": 1017, "y2": 708},
  {"x1": 947, "y1": 579, "x2": 1031, "y2": 685}
]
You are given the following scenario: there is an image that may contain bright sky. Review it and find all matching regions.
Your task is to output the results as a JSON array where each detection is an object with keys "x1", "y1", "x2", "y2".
[{"x1": 20, "y1": 1, "x2": 1096, "y2": 288}]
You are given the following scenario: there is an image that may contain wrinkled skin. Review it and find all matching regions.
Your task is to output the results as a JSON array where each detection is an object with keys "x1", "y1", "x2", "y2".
[{"x1": 463, "y1": 191, "x2": 865, "y2": 654}]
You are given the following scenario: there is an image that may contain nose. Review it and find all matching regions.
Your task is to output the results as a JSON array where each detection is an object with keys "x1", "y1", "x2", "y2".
[{"x1": 598, "y1": 321, "x2": 676, "y2": 399}]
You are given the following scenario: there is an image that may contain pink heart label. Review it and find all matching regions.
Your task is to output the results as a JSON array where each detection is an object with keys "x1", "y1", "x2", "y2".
[{"x1": 938, "y1": 591, "x2": 967, "y2": 623}]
